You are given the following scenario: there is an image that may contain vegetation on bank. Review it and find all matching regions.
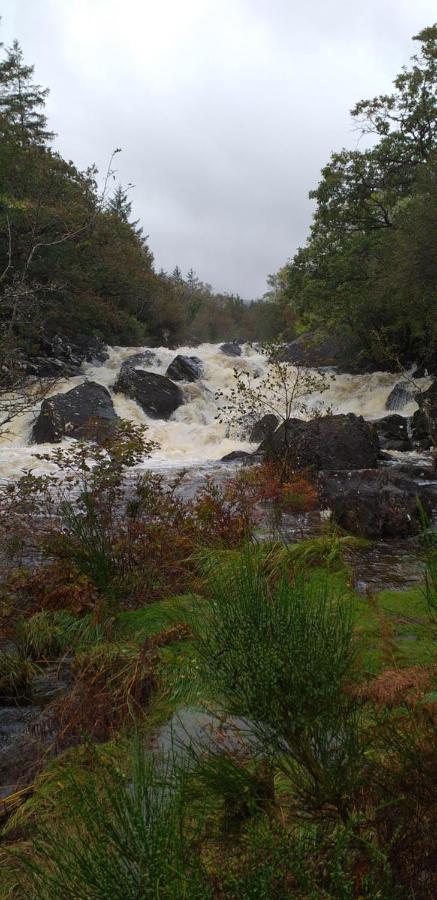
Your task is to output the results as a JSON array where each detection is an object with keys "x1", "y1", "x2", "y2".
[
  {"x1": 0, "y1": 423, "x2": 435, "y2": 898},
  {"x1": 270, "y1": 25, "x2": 437, "y2": 372}
]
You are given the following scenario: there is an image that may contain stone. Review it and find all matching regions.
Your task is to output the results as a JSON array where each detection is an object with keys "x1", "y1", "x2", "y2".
[
  {"x1": 120, "y1": 350, "x2": 158, "y2": 372},
  {"x1": 32, "y1": 381, "x2": 117, "y2": 443},
  {"x1": 385, "y1": 381, "x2": 415, "y2": 411},
  {"x1": 114, "y1": 368, "x2": 183, "y2": 419},
  {"x1": 249, "y1": 414, "x2": 279, "y2": 443},
  {"x1": 318, "y1": 469, "x2": 432, "y2": 538},
  {"x1": 374, "y1": 414, "x2": 412, "y2": 451},
  {"x1": 273, "y1": 333, "x2": 344, "y2": 368},
  {"x1": 411, "y1": 410, "x2": 433, "y2": 449},
  {"x1": 221, "y1": 450, "x2": 253, "y2": 462},
  {"x1": 165, "y1": 355, "x2": 203, "y2": 382},
  {"x1": 260, "y1": 413, "x2": 379, "y2": 471},
  {"x1": 219, "y1": 342, "x2": 242, "y2": 357}
]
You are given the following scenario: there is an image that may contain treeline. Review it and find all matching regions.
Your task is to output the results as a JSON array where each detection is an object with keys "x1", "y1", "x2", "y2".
[
  {"x1": 272, "y1": 25, "x2": 437, "y2": 370},
  {"x1": 0, "y1": 35, "x2": 282, "y2": 354}
]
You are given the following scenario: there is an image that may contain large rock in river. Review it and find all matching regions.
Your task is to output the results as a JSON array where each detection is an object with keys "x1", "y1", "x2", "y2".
[
  {"x1": 165, "y1": 355, "x2": 203, "y2": 382},
  {"x1": 273, "y1": 332, "x2": 344, "y2": 368},
  {"x1": 219, "y1": 342, "x2": 242, "y2": 357},
  {"x1": 385, "y1": 381, "x2": 415, "y2": 412},
  {"x1": 114, "y1": 368, "x2": 183, "y2": 419},
  {"x1": 32, "y1": 381, "x2": 117, "y2": 443},
  {"x1": 318, "y1": 469, "x2": 431, "y2": 538},
  {"x1": 260, "y1": 414, "x2": 379, "y2": 471},
  {"x1": 411, "y1": 379, "x2": 437, "y2": 449},
  {"x1": 374, "y1": 414, "x2": 412, "y2": 452},
  {"x1": 120, "y1": 351, "x2": 158, "y2": 372},
  {"x1": 249, "y1": 414, "x2": 279, "y2": 443}
]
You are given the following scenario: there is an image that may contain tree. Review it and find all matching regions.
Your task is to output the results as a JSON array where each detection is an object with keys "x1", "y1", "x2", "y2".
[
  {"x1": 108, "y1": 183, "x2": 145, "y2": 243},
  {"x1": 276, "y1": 24, "x2": 437, "y2": 368},
  {"x1": 0, "y1": 39, "x2": 54, "y2": 145}
]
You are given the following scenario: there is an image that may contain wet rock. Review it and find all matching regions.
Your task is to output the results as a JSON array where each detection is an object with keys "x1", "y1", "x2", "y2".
[
  {"x1": 219, "y1": 342, "x2": 242, "y2": 357},
  {"x1": 385, "y1": 381, "x2": 415, "y2": 412},
  {"x1": 374, "y1": 414, "x2": 412, "y2": 451},
  {"x1": 249, "y1": 414, "x2": 279, "y2": 443},
  {"x1": 32, "y1": 381, "x2": 118, "y2": 443},
  {"x1": 120, "y1": 350, "x2": 158, "y2": 371},
  {"x1": 260, "y1": 414, "x2": 379, "y2": 471},
  {"x1": 271, "y1": 333, "x2": 386, "y2": 374},
  {"x1": 28, "y1": 334, "x2": 109, "y2": 376},
  {"x1": 411, "y1": 379, "x2": 437, "y2": 449},
  {"x1": 318, "y1": 469, "x2": 431, "y2": 538},
  {"x1": 221, "y1": 450, "x2": 253, "y2": 462},
  {"x1": 166, "y1": 355, "x2": 203, "y2": 382},
  {"x1": 26, "y1": 357, "x2": 79, "y2": 378},
  {"x1": 73, "y1": 335, "x2": 109, "y2": 365},
  {"x1": 273, "y1": 332, "x2": 344, "y2": 367},
  {"x1": 114, "y1": 368, "x2": 183, "y2": 419},
  {"x1": 411, "y1": 410, "x2": 433, "y2": 449}
]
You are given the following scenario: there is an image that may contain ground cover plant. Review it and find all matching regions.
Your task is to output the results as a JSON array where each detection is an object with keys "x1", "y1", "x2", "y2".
[{"x1": 0, "y1": 423, "x2": 435, "y2": 898}]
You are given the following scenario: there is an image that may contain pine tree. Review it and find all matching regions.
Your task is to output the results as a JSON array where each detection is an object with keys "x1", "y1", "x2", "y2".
[
  {"x1": 0, "y1": 40, "x2": 54, "y2": 145},
  {"x1": 108, "y1": 183, "x2": 145, "y2": 242},
  {"x1": 171, "y1": 266, "x2": 183, "y2": 284}
]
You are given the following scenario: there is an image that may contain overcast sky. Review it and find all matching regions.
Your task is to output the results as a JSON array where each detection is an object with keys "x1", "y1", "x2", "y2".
[{"x1": 1, "y1": 1, "x2": 436, "y2": 297}]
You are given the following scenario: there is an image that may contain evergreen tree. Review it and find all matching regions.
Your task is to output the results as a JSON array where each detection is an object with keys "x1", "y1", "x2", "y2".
[
  {"x1": 0, "y1": 39, "x2": 54, "y2": 145},
  {"x1": 108, "y1": 183, "x2": 145, "y2": 242}
]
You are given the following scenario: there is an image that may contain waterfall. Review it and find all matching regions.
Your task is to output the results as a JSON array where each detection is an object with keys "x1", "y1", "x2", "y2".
[{"x1": 0, "y1": 343, "x2": 431, "y2": 479}]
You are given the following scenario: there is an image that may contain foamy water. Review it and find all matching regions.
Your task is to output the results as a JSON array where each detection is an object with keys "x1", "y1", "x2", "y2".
[{"x1": 0, "y1": 343, "x2": 430, "y2": 479}]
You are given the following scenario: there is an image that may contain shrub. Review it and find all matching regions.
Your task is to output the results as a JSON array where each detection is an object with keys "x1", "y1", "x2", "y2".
[
  {"x1": 10, "y1": 740, "x2": 210, "y2": 899},
  {"x1": 192, "y1": 547, "x2": 364, "y2": 823}
]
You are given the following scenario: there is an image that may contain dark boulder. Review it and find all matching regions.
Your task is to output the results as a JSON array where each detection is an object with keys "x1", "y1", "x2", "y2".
[
  {"x1": 318, "y1": 469, "x2": 431, "y2": 538},
  {"x1": 166, "y1": 355, "x2": 203, "y2": 382},
  {"x1": 273, "y1": 333, "x2": 344, "y2": 368},
  {"x1": 272, "y1": 332, "x2": 386, "y2": 374},
  {"x1": 114, "y1": 368, "x2": 183, "y2": 419},
  {"x1": 249, "y1": 414, "x2": 279, "y2": 444},
  {"x1": 260, "y1": 414, "x2": 379, "y2": 471},
  {"x1": 120, "y1": 351, "x2": 158, "y2": 372},
  {"x1": 26, "y1": 334, "x2": 109, "y2": 378},
  {"x1": 385, "y1": 381, "x2": 415, "y2": 412},
  {"x1": 221, "y1": 450, "x2": 253, "y2": 462},
  {"x1": 26, "y1": 357, "x2": 79, "y2": 378},
  {"x1": 411, "y1": 380, "x2": 437, "y2": 449},
  {"x1": 32, "y1": 381, "x2": 117, "y2": 443},
  {"x1": 74, "y1": 335, "x2": 109, "y2": 365},
  {"x1": 374, "y1": 414, "x2": 412, "y2": 451},
  {"x1": 411, "y1": 410, "x2": 433, "y2": 450},
  {"x1": 219, "y1": 342, "x2": 242, "y2": 357}
]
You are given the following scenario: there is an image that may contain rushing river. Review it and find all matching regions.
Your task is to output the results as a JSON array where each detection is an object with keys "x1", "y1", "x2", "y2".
[{"x1": 0, "y1": 342, "x2": 431, "y2": 480}]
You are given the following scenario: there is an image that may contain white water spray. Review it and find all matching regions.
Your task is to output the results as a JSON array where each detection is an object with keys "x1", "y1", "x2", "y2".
[{"x1": 0, "y1": 343, "x2": 430, "y2": 479}]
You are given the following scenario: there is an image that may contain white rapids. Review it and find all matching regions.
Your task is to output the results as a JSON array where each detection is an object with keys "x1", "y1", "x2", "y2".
[{"x1": 0, "y1": 342, "x2": 431, "y2": 479}]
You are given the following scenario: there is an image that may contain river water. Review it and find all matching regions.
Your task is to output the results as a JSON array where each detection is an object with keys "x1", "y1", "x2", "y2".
[{"x1": 0, "y1": 342, "x2": 431, "y2": 479}]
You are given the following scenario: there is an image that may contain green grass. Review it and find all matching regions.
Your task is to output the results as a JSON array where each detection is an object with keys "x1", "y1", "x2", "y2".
[{"x1": 349, "y1": 586, "x2": 436, "y2": 674}]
